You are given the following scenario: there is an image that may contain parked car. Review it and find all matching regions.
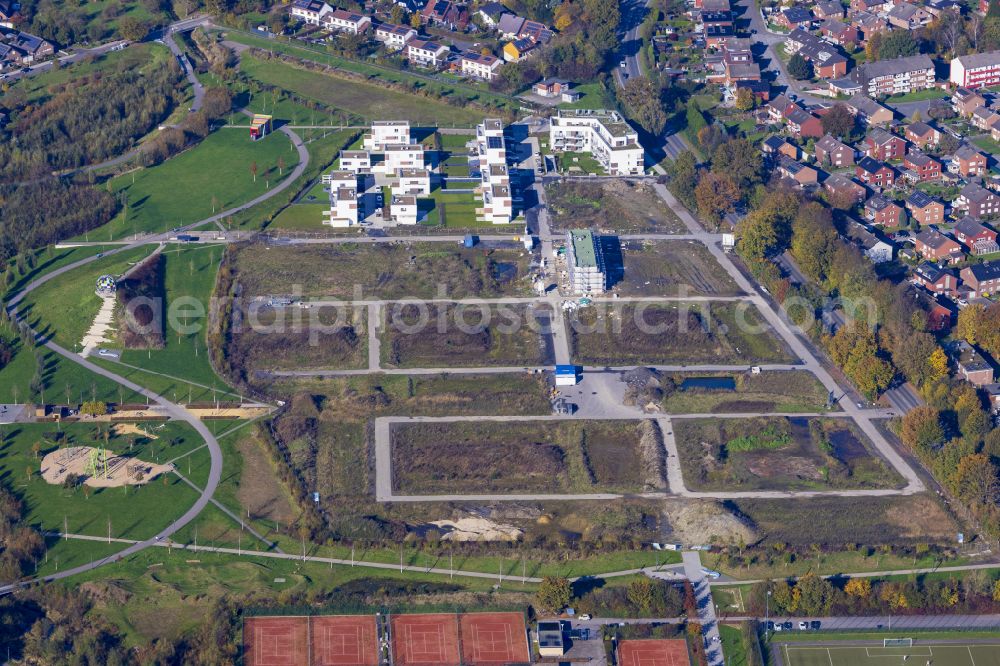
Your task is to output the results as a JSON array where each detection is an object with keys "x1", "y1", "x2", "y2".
[
  {"x1": 798, "y1": 621, "x2": 808, "y2": 630},
  {"x1": 578, "y1": 614, "x2": 591, "y2": 621},
  {"x1": 810, "y1": 621, "x2": 822, "y2": 630}
]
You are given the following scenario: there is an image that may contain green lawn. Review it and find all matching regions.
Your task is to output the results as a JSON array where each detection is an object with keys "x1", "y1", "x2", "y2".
[
  {"x1": 81, "y1": 129, "x2": 298, "y2": 241},
  {"x1": 238, "y1": 55, "x2": 487, "y2": 126},
  {"x1": 1, "y1": 422, "x2": 206, "y2": 541},
  {"x1": 720, "y1": 625, "x2": 752, "y2": 666},
  {"x1": 2, "y1": 245, "x2": 116, "y2": 301},
  {"x1": 780, "y1": 643, "x2": 1000, "y2": 666},
  {"x1": 269, "y1": 203, "x2": 331, "y2": 230},
  {"x1": 886, "y1": 88, "x2": 949, "y2": 103},
  {"x1": 558, "y1": 82, "x2": 615, "y2": 110},
  {"x1": 554, "y1": 151, "x2": 605, "y2": 174},
  {"x1": 424, "y1": 190, "x2": 492, "y2": 228},
  {"x1": 973, "y1": 135, "x2": 1000, "y2": 156}
]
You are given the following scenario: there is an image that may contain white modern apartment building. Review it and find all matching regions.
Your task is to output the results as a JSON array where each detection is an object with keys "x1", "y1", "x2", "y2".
[
  {"x1": 951, "y1": 50, "x2": 1000, "y2": 89},
  {"x1": 339, "y1": 150, "x2": 371, "y2": 173},
  {"x1": 549, "y1": 109, "x2": 644, "y2": 176},
  {"x1": 381, "y1": 144, "x2": 425, "y2": 173},
  {"x1": 289, "y1": 0, "x2": 331, "y2": 24},
  {"x1": 392, "y1": 168, "x2": 431, "y2": 196},
  {"x1": 405, "y1": 39, "x2": 449, "y2": 68},
  {"x1": 459, "y1": 52, "x2": 502, "y2": 81},
  {"x1": 375, "y1": 23, "x2": 416, "y2": 50},
  {"x1": 391, "y1": 195, "x2": 419, "y2": 224},
  {"x1": 854, "y1": 54, "x2": 935, "y2": 97},
  {"x1": 363, "y1": 120, "x2": 411, "y2": 151},
  {"x1": 566, "y1": 229, "x2": 606, "y2": 295},
  {"x1": 323, "y1": 8, "x2": 370, "y2": 33},
  {"x1": 322, "y1": 171, "x2": 361, "y2": 227},
  {"x1": 475, "y1": 118, "x2": 514, "y2": 224}
]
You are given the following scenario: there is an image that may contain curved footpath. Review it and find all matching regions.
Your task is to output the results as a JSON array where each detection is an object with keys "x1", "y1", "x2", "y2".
[{"x1": 0, "y1": 104, "x2": 309, "y2": 594}]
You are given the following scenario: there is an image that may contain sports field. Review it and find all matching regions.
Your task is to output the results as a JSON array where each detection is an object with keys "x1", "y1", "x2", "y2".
[
  {"x1": 782, "y1": 643, "x2": 1000, "y2": 666},
  {"x1": 617, "y1": 639, "x2": 691, "y2": 666}
]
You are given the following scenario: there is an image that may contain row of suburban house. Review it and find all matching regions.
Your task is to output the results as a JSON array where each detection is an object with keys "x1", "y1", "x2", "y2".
[{"x1": 288, "y1": 0, "x2": 554, "y2": 80}]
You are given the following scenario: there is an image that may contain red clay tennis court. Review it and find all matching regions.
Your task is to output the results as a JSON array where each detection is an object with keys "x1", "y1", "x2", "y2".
[
  {"x1": 244, "y1": 616, "x2": 309, "y2": 666},
  {"x1": 617, "y1": 639, "x2": 691, "y2": 666},
  {"x1": 311, "y1": 615, "x2": 379, "y2": 666},
  {"x1": 458, "y1": 612, "x2": 530, "y2": 666},
  {"x1": 390, "y1": 613, "x2": 461, "y2": 666}
]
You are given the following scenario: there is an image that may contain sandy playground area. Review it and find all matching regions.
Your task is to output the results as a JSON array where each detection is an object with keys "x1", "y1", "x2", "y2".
[{"x1": 41, "y1": 446, "x2": 173, "y2": 488}]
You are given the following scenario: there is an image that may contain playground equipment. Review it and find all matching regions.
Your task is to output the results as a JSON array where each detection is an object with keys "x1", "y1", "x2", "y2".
[
  {"x1": 95, "y1": 275, "x2": 117, "y2": 297},
  {"x1": 84, "y1": 447, "x2": 110, "y2": 479}
]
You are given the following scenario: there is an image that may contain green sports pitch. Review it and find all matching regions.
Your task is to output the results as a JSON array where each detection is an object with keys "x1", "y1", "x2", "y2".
[{"x1": 782, "y1": 644, "x2": 1000, "y2": 666}]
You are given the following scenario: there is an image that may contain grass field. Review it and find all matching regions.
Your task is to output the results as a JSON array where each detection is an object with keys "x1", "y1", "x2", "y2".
[
  {"x1": 391, "y1": 419, "x2": 664, "y2": 494},
  {"x1": 781, "y1": 643, "x2": 1000, "y2": 666},
  {"x1": 569, "y1": 302, "x2": 794, "y2": 365},
  {"x1": 615, "y1": 240, "x2": 742, "y2": 296},
  {"x1": 219, "y1": 29, "x2": 516, "y2": 116},
  {"x1": 673, "y1": 416, "x2": 902, "y2": 492},
  {"x1": 558, "y1": 82, "x2": 615, "y2": 110},
  {"x1": 232, "y1": 242, "x2": 534, "y2": 300},
  {"x1": 98, "y1": 244, "x2": 239, "y2": 403},
  {"x1": 238, "y1": 55, "x2": 487, "y2": 126},
  {"x1": 545, "y1": 179, "x2": 686, "y2": 233},
  {"x1": 81, "y1": 129, "x2": 298, "y2": 241},
  {"x1": 381, "y1": 304, "x2": 547, "y2": 368},
  {"x1": 661, "y1": 370, "x2": 831, "y2": 413},
  {"x1": 1, "y1": 422, "x2": 207, "y2": 542}
]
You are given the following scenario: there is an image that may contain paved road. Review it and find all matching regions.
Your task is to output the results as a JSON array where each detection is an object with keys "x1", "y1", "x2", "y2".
[
  {"x1": 163, "y1": 22, "x2": 207, "y2": 114},
  {"x1": 649, "y1": 182, "x2": 925, "y2": 494},
  {"x1": 684, "y1": 552, "x2": 724, "y2": 666}
]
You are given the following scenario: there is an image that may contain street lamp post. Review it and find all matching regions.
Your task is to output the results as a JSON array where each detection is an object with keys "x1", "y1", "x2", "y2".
[{"x1": 765, "y1": 589, "x2": 771, "y2": 641}]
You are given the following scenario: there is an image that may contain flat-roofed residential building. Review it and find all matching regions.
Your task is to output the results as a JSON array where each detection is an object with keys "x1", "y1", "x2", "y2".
[
  {"x1": 392, "y1": 168, "x2": 431, "y2": 195},
  {"x1": 390, "y1": 195, "x2": 418, "y2": 224},
  {"x1": 374, "y1": 23, "x2": 416, "y2": 49},
  {"x1": 339, "y1": 150, "x2": 371, "y2": 173},
  {"x1": 460, "y1": 52, "x2": 502, "y2": 80},
  {"x1": 289, "y1": 0, "x2": 332, "y2": 24},
  {"x1": 364, "y1": 120, "x2": 411, "y2": 150},
  {"x1": 322, "y1": 170, "x2": 361, "y2": 227},
  {"x1": 405, "y1": 39, "x2": 449, "y2": 68},
  {"x1": 951, "y1": 50, "x2": 1000, "y2": 89},
  {"x1": 382, "y1": 144, "x2": 425, "y2": 172},
  {"x1": 549, "y1": 109, "x2": 644, "y2": 176},
  {"x1": 567, "y1": 229, "x2": 607, "y2": 295},
  {"x1": 854, "y1": 54, "x2": 935, "y2": 97},
  {"x1": 323, "y1": 8, "x2": 370, "y2": 33},
  {"x1": 475, "y1": 118, "x2": 514, "y2": 223}
]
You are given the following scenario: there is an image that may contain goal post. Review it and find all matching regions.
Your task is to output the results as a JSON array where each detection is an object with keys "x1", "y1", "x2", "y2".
[{"x1": 884, "y1": 638, "x2": 914, "y2": 647}]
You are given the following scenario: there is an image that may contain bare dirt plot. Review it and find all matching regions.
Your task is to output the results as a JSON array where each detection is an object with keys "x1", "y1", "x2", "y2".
[
  {"x1": 733, "y1": 494, "x2": 957, "y2": 546},
  {"x1": 617, "y1": 639, "x2": 691, "y2": 666},
  {"x1": 659, "y1": 370, "x2": 831, "y2": 414},
  {"x1": 381, "y1": 304, "x2": 547, "y2": 369},
  {"x1": 673, "y1": 417, "x2": 903, "y2": 492},
  {"x1": 614, "y1": 240, "x2": 743, "y2": 297},
  {"x1": 459, "y1": 612, "x2": 531, "y2": 666},
  {"x1": 545, "y1": 179, "x2": 687, "y2": 234},
  {"x1": 236, "y1": 434, "x2": 297, "y2": 524},
  {"x1": 271, "y1": 373, "x2": 552, "y2": 418},
  {"x1": 391, "y1": 420, "x2": 658, "y2": 494},
  {"x1": 570, "y1": 303, "x2": 794, "y2": 366},
  {"x1": 233, "y1": 243, "x2": 534, "y2": 300},
  {"x1": 228, "y1": 304, "x2": 367, "y2": 375}
]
